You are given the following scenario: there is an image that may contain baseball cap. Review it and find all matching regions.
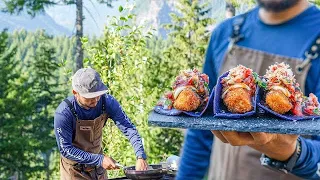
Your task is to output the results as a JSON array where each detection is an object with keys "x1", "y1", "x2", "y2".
[{"x1": 72, "y1": 67, "x2": 108, "y2": 98}]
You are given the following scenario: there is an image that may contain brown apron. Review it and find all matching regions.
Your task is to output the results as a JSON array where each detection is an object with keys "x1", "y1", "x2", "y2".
[
  {"x1": 60, "y1": 97, "x2": 108, "y2": 180},
  {"x1": 208, "y1": 14, "x2": 320, "y2": 180}
]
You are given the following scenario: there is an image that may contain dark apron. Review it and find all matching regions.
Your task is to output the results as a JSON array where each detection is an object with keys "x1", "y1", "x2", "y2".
[
  {"x1": 60, "y1": 97, "x2": 108, "y2": 180},
  {"x1": 208, "y1": 14, "x2": 320, "y2": 180}
]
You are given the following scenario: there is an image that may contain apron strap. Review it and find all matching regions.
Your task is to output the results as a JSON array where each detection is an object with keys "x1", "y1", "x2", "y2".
[
  {"x1": 64, "y1": 96, "x2": 109, "y2": 123},
  {"x1": 296, "y1": 36, "x2": 320, "y2": 73},
  {"x1": 102, "y1": 95, "x2": 106, "y2": 114},
  {"x1": 101, "y1": 95, "x2": 110, "y2": 127},
  {"x1": 228, "y1": 13, "x2": 248, "y2": 52},
  {"x1": 64, "y1": 98, "x2": 79, "y2": 120}
]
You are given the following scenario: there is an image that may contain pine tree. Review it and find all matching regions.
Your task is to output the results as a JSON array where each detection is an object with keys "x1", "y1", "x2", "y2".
[
  {"x1": 25, "y1": 30, "x2": 66, "y2": 179},
  {"x1": 0, "y1": 30, "x2": 36, "y2": 179},
  {"x1": 148, "y1": 0, "x2": 214, "y2": 91},
  {"x1": 0, "y1": 30, "x2": 70, "y2": 179},
  {"x1": 4, "y1": 0, "x2": 116, "y2": 71},
  {"x1": 164, "y1": 0, "x2": 213, "y2": 69}
]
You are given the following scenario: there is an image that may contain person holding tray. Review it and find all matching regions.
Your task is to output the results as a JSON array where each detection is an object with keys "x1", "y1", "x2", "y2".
[{"x1": 177, "y1": 0, "x2": 320, "y2": 179}]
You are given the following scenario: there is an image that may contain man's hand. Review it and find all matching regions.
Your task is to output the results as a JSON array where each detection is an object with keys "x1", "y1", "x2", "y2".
[
  {"x1": 135, "y1": 158, "x2": 148, "y2": 171},
  {"x1": 102, "y1": 156, "x2": 118, "y2": 170},
  {"x1": 212, "y1": 131, "x2": 298, "y2": 161}
]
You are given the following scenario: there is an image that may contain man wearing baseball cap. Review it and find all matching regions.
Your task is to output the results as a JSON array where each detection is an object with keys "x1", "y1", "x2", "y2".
[{"x1": 54, "y1": 67, "x2": 148, "y2": 179}]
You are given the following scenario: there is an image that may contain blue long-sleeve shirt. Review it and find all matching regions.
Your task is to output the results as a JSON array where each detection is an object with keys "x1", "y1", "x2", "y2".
[
  {"x1": 294, "y1": 136, "x2": 320, "y2": 179},
  {"x1": 178, "y1": 5, "x2": 320, "y2": 180},
  {"x1": 54, "y1": 94, "x2": 146, "y2": 166}
]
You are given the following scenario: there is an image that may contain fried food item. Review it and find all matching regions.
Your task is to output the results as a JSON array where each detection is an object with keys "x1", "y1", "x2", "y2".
[
  {"x1": 264, "y1": 63, "x2": 298, "y2": 114},
  {"x1": 223, "y1": 88, "x2": 253, "y2": 113},
  {"x1": 266, "y1": 90, "x2": 293, "y2": 114},
  {"x1": 220, "y1": 65, "x2": 256, "y2": 114},
  {"x1": 173, "y1": 88, "x2": 201, "y2": 111}
]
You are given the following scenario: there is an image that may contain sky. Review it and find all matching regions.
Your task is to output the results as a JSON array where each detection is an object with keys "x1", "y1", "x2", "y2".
[{"x1": 45, "y1": 0, "x2": 130, "y2": 36}]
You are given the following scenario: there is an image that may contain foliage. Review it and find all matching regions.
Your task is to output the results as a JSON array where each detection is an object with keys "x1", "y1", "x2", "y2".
[
  {"x1": 7, "y1": 29, "x2": 76, "y2": 75},
  {"x1": 2, "y1": 0, "x2": 115, "y2": 16},
  {"x1": 3, "y1": 0, "x2": 116, "y2": 72},
  {"x1": 82, "y1": 0, "x2": 214, "y2": 178},
  {"x1": 229, "y1": 0, "x2": 320, "y2": 8},
  {"x1": 161, "y1": 0, "x2": 214, "y2": 88},
  {"x1": 82, "y1": 3, "x2": 185, "y2": 178},
  {"x1": 0, "y1": 29, "x2": 26, "y2": 179},
  {"x1": 1, "y1": 0, "x2": 217, "y2": 178},
  {"x1": 1, "y1": 0, "x2": 320, "y2": 179},
  {"x1": 312, "y1": 0, "x2": 320, "y2": 6},
  {"x1": 229, "y1": 0, "x2": 256, "y2": 8},
  {"x1": 25, "y1": 31, "x2": 68, "y2": 179},
  {"x1": 0, "y1": 30, "x2": 68, "y2": 179}
]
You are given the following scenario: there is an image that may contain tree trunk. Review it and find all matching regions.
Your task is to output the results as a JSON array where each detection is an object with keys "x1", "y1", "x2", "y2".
[{"x1": 75, "y1": 0, "x2": 84, "y2": 71}]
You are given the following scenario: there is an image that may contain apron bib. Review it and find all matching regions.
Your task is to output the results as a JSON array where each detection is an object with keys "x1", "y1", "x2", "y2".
[
  {"x1": 208, "y1": 14, "x2": 320, "y2": 180},
  {"x1": 60, "y1": 97, "x2": 108, "y2": 180}
]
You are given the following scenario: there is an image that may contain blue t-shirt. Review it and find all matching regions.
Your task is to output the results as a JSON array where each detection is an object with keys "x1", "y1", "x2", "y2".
[
  {"x1": 54, "y1": 94, "x2": 146, "y2": 166},
  {"x1": 177, "y1": 5, "x2": 320, "y2": 180}
]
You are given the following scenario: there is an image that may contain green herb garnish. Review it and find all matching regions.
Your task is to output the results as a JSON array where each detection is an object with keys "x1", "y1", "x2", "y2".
[
  {"x1": 253, "y1": 72, "x2": 267, "y2": 89},
  {"x1": 313, "y1": 108, "x2": 320, "y2": 115}
]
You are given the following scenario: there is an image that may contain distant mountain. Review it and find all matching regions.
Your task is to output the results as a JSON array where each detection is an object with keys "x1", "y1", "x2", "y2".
[
  {"x1": 134, "y1": 0, "x2": 175, "y2": 38},
  {"x1": 133, "y1": 0, "x2": 226, "y2": 38},
  {"x1": 0, "y1": 0, "x2": 229, "y2": 36},
  {"x1": 0, "y1": 11, "x2": 72, "y2": 36},
  {"x1": 45, "y1": 0, "x2": 175, "y2": 37}
]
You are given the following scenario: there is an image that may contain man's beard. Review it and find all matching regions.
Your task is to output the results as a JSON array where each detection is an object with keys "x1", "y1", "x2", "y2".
[{"x1": 257, "y1": 0, "x2": 301, "y2": 12}]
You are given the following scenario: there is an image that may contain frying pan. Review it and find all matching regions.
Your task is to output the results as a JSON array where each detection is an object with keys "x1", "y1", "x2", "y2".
[{"x1": 116, "y1": 163, "x2": 167, "y2": 180}]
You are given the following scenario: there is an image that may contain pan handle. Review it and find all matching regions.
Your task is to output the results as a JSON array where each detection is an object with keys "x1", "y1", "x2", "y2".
[{"x1": 115, "y1": 162, "x2": 125, "y2": 169}]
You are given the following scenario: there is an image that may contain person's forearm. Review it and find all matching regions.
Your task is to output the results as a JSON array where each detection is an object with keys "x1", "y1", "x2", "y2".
[
  {"x1": 113, "y1": 112, "x2": 146, "y2": 158},
  {"x1": 110, "y1": 97, "x2": 147, "y2": 158},
  {"x1": 59, "y1": 144, "x2": 104, "y2": 166},
  {"x1": 55, "y1": 126, "x2": 104, "y2": 166},
  {"x1": 126, "y1": 129, "x2": 146, "y2": 157}
]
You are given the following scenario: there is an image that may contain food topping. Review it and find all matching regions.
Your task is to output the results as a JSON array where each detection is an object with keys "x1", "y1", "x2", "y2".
[{"x1": 221, "y1": 65, "x2": 256, "y2": 97}]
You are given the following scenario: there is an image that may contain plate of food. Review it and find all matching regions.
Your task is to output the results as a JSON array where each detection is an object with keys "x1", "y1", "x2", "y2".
[
  {"x1": 149, "y1": 63, "x2": 320, "y2": 135},
  {"x1": 154, "y1": 69, "x2": 213, "y2": 117}
]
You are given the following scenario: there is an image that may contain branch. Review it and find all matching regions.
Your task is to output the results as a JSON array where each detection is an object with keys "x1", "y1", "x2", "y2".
[
  {"x1": 87, "y1": 0, "x2": 101, "y2": 18},
  {"x1": 83, "y1": 5, "x2": 100, "y2": 30}
]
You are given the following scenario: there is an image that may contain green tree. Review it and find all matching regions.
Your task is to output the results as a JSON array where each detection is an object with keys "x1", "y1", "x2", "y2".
[
  {"x1": 229, "y1": 0, "x2": 256, "y2": 8},
  {"x1": 312, "y1": 0, "x2": 320, "y2": 6},
  {"x1": 229, "y1": 0, "x2": 320, "y2": 8},
  {"x1": 25, "y1": 31, "x2": 67, "y2": 179},
  {"x1": 0, "y1": 30, "x2": 36, "y2": 179},
  {"x1": 83, "y1": 5, "x2": 183, "y2": 178},
  {"x1": 156, "y1": 0, "x2": 213, "y2": 90},
  {"x1": 3, "y1": 0, "x2": 115, "y2": 71},
  {"x1": 0, "y1": 30, "x2": 69, "y2": 179}
]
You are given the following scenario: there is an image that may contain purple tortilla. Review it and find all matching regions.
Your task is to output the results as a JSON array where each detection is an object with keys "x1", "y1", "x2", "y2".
[
  {"x1": 257, "y1": 86, "x2": 320, "y2": 121},
  {"x1": 154, "y1": 89, "x2": 214, "y2": 117},
  {"x1": 214, "y1": 71, "x2": 256, "y2": 118},
  {"x1": 154, "y1": 105, "x2": 182, "y2": 116},
  {"x1": 183, "y1": 89, "x2": 214, "y2": 117}
]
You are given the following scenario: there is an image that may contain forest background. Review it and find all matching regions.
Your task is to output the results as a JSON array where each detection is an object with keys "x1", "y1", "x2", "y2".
[{"x1": 1, "y1": 0, "x2": 319, "y2": 179}]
